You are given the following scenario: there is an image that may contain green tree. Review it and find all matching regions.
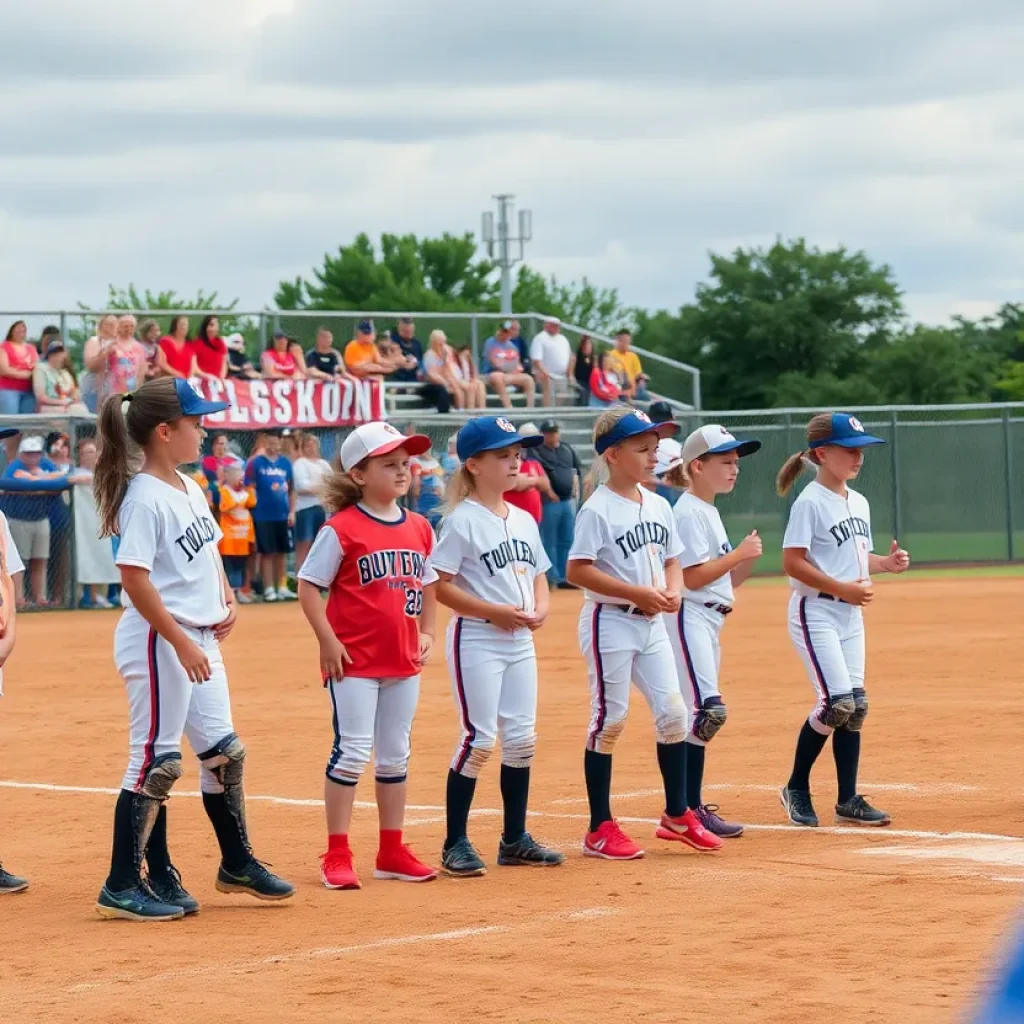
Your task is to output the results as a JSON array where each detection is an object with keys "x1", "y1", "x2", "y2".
[{"x1": 772, "y1": 370, "x2": 886, "y2": 408}]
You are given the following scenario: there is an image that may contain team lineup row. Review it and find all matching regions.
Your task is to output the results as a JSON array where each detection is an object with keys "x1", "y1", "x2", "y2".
[{"x1": 0, "y1": 376, "x2": 910, "y2": 919}]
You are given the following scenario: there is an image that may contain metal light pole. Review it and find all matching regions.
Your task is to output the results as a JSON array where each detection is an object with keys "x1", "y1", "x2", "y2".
[{"x1": 481, "y1": 194, "x2": 532, "y2": 315}]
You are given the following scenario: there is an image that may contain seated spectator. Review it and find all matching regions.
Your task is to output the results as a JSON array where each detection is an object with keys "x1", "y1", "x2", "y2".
[
  {"x1": 262, "y1": 331, "x2": 307, "y2": 380},
  {"x1": 574, "y1": 334, "x2": 595, "y2": 405},
  {"x1": 376, "y1": 330, "x2": 412, "y2": 376},
  {"x1": 607, "y1": 329, "x2": 649, "y2": 400},
  {"x1": 70, "y1": 437, "x2": 119, "y2": 609},
  {"x1": 33, "y1": 338, "x2": 84, "y2": 413},
  {"x1": 79, "y1": 314, "x2": 118, "y2": 411},
  {"x1": 158, "y1": 315, "x2": 198, "y2": 379},
  {"x1": 423, "y1": 330, "x2": 482, "y2": 410},
  {"x1": 193, "y1": 315, "x2": 229, "y2": 381},
  {"x1": 292, "y1": 432, "x2": 331, "y2": 570},
  {"x1": 589, "y1": 351, "x2": 625, "y2": 408},
  {"x1": 38, "y1": 325, "x2": 61, "y2": 354},
  {"x1": 529, "y1": 316, "x2": 574, "y2": 407},
  {"x1": 136, "y1": 318, "x2": 162, "y2": 378},
  {"x1": 343, "y1": 320, "x2": 393, "y2": 380},
  {"x1": 0, "y1": 321, "x2": 40, "y2": 415},
  {"x1": 409, "y1": 443, "x2": 446, "y2": 529},
  {"x1": 391, "y1": 317, "x2": 452, "y2": 413},
  {"x1": 88, "y1": 314, "x2": 147, "y2": 401},
  {"x1": 483, "y1": 323, "x2": 537, "y2": 408},
  {"x1": 506, "y1": 318, "x2": 532, "y2": 374},
  {"x1": 305, "y1": 327, "x2": 344, "y2": 380},
  {"x1": 218, "y1": 460, "x2": 257, "y2": 601},
  {"x1": 225, "y1": 333, "x2": 260, "y2": 379},
  {"x1": 503, "y1": 422, "x2": 555, "y2": 523}
]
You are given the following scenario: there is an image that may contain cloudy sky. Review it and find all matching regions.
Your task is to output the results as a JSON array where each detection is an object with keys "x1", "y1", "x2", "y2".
[{"x1": 2, "y1": 0, "x2": 1023, "y2": 326}]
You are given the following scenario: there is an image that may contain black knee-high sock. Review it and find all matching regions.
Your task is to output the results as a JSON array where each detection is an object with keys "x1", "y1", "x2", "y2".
[
  {"x1": 685, "y1": 742, "x2": 706, "y2": 810},
  {"x1": 656, "y1": 741, "x2": 687, "y2": 818},
  {"x1": 832, "y1": 727, "x2": 861, "y2": 804},
  {"x1": 787, "y1": 721, "x2": 829, "y2": 792},
  {"x1": 445, "y1": 769, "x2": 477, "y2": 848},
  {"x1": 146, "y1": 804, "x2": 172, "y2": 876},
  {"x1": 202, "y1": 792, "x2": 250, "y2": 872},
  {"x1": 584, "y1": 748, "x2": 613, "y2": 832},
  {"x1": 106, "y1": 789, "x2": 141, "y2": 891},
  {"x1": 500, "y1": 765, "x2": 530, "y2": 842}
]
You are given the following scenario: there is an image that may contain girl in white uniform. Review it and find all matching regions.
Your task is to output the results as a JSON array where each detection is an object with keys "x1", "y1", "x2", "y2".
[
  {"x1": 662, "y1": 425, "x2": 762, "y2": 839},
  {"x1": 566, "y1": 408, "x2": 722, "y2": 860},
  {"x1": 777, "y1": 413, "x2": 910, "y2": 829},
  {"x1": 93, "y1": 377, "x2": 295, "y2": 921},
  {"x1": 430, "y1": 416, "x2": 565, "y2": 877}
]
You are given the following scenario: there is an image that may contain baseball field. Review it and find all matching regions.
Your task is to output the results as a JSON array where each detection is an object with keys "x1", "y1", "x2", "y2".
[{"x1": 1, "y1": 572, "x2": 1021, "y2": 1023}]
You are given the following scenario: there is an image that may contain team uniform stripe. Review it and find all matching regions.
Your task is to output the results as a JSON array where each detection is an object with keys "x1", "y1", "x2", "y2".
[
  {"x1": 452, "y1": 618, "x2": 476, "y2": 773},
  {"x1": 135, "y1": 628, "x2": 161, "y2": 790},
  {"x1": 326, "y1": 678, "x2": 343, "y2": 778},
  {"x1": 588, "y1": 604, "x2": 607, "y2": 751},
  {"x1": 798, "y1": 597, "x2": 831, "y2": 707},
  {"x1": 676, "y1": 605, "x2": 703, "y2": 712}
]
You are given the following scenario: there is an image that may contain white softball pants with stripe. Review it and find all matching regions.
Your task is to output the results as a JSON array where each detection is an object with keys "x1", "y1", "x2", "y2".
[
  {"x1": 665, "y1": 600, "x2": 725, "y2": 747},
  {"x1": 579, "y1": 601, "x2": 689, "y2": 753},
  {"x1": 115, "y1": 609, "x2": 235, "y2": 795}
]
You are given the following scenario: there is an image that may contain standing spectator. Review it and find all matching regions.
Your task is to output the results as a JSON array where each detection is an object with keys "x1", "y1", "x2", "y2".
[
  {"x1": 136, "y1": 318, "x2": 162, "y2": 379},
  {"x1": 262, "y1": 331, "x2": 306, "y2": 380},
  {"x1": 202, "y1": 433, "x2": 235, "y2": 487},
  {"x1": 482, "y1": 323, "x2": 537, "y2": 408},
  {"x1": 305, "y1": 327, "x2": 344, "y2": 380},
  {"x1": 530, "y1": 419, "x2": 582, "y2": 589},
  {"x1": 393, "y1": 317, "x2": 452, "y2": 413},
  {"x1": 440, "y1": 433, "x2": 460, "y2": 486},
  {"x1": 423, "y1": 330, "x2": 481, "y2": 411},
  {"x1": 606, "y1": 329, "x2": 649, "y2": 400},
  {"x1": 503, "y1": 422, "x2": 555, "y2": 524},
  {"x1": 530, "y1": 316, "x2": 574, "y2": 407},
  {"x1": 281, "y1": 427, "x2": 300, "y2": 463},
  {"x1": 588, "y1": 350, "x2": 625, "y2": 408},
  {"x1": 193, "y1": 315, "x2": 229, "y2": 381},
  {"x1": 506, "y1": 318, "x2": 532, "y2": 374},
  {"x1": 292, "y1": 433, "x2": 332, "y2": 571},
  {"x1": 245, "y1": 430, "x2": 296, "y2": 602},
  {"x1": 0, "y1": 321, "x2": 40, "y2": 415},
  {"x1": 45, "y1": 433, "x2": 76, "y2": 606},
  {"x1": 409, "y1": 443, "x2": 446, "y2": 529},
  {"x1": 218, "y1": 461, "x2": 257, "y2": 602},
  {"x1": 225, "y1": 333, "x2": 260, "y2": 379},
  {"x1": 33, "y1": 338, "x2": 83, "y2": 413},
  {"x1": 648, "y1": 399, "x2": 674, "y2": 424},
  {"x1": 70, "y1": 437, "x2": 118, "y2": 609},
  {"x1": 343, "y1": 320, "x2": 394, "y2": 380},
  {"x1": 88, "y1": 314, "x2": 148, "y2": 402},
  {"x1": 574, "y1": 335, "x2": 596, "y2": 405},
  {"x1": 157, "y1": 315, "x2": 198, "y2": 379},
  {"x1": 79, "y1": 314, "x2": 118, "y2": 411}
]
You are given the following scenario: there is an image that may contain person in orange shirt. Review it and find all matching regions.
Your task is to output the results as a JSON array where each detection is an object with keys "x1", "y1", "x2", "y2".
[
  {"x1": 218, "y1": 462, "x2": 257, "y2": 603},
  {"x1": 343, "y1": 320, "x2": 395, "y2": 380}
]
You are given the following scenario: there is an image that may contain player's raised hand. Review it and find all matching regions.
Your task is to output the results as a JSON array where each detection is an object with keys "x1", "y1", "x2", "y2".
[
  {"x1": 174, "y1": 639, "x2": 212, "y2": 684},
  {"x1": 735, "y1": 530, "x2": 763, "y2": 561},
  {"x1": 632, "y1": 586, "x2": 670, "y2": 616},
  {"x1": 418, "y1": 633, "x2": 434, "y2": 664},
  {"x1": 320, "y1": 636, "x2": 351, "y2": 683},
  {"x1": 837, "y1": 580, "x2": 875, "y2": 606},
  {"x1": 490, "y1": 605, "x2": 535, "y2": 631},
  {"x1": 884, "y1": 539, "x2": 911, "y2": 573}
]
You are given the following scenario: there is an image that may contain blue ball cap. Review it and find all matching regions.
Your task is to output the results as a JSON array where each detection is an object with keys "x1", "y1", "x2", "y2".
[
  {"x1": 594, "y1": 410, "x2": 680, "y2": 455},
  {"x1": 456, "y1": 416, "x2": 544, "y2": 461},
  {"x1": 808, "y1": 413, "x2": 886, "y2": 449},
  {"x1": 173, "y1": 378, "x2": 231, "y2": 418}
]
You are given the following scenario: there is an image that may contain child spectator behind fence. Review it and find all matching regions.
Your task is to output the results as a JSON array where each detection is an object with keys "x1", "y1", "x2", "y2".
[
  {"x1": 409, "y1": 444, "x2": 445, "y2": 528},
  {"x1": 218, "y1": 462, "x2": 256, "y2": 601}
]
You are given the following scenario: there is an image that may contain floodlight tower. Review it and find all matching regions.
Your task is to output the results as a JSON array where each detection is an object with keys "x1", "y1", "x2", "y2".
[{"x1": 481, "y1": 194, "x2": 532, "y2": 315}]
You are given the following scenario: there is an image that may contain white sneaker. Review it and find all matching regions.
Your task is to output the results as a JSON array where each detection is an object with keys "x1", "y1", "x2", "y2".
[
  {"x1": 236, "y1": 590, "x2": 253, "y2": 605},
  {"x1": 263, "y1": 587, "x2": 278, "y2": 602},
  {"x1": 93, "y1": 595, "x2": 114, "y2": 609},
  {"x1": 279, "y1": 588, "x2": 298, "y2": 601}
]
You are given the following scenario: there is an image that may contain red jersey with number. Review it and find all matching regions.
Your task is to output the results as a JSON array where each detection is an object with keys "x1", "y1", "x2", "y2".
[{"x1": 302, "y1": 504, "x2": 435, "y2": 679}]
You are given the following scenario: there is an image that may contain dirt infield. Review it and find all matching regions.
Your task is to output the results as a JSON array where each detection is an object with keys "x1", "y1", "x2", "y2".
[{"x1": 1, "y1": 576, "x2": 1021, "y2": 1023}]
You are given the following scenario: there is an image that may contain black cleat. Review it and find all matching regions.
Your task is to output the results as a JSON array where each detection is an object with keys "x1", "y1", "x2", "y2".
[
  {"x1": 835, "y1": 794, "x2": 891, "y2": 827},
  {"x1": 497, "y1": 832, "x2": 566, "y2": 867},
  {"x1": 780, "y1": 786, "x2": 819, "y2": 827},
  {"x1": 96, "y1": 882, "x2": 184, "y2": 921},
  {"x1": 148, "y1": 865, "x2": 200, "y2": 915},
  {"x1": 215, "y1": 859, "x2": 296, "y2": 901},
  {"x1": 441, "y1": 837, "x2": 486, "y2": 877},
  {"x1": 0, "y1": 865, "x2": 28, "y2": 894}
]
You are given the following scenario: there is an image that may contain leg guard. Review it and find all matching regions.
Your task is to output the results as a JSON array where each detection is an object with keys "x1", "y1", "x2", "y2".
[
  {"x1": 134, "y1": 753, "x2": 183, "y2": 873},
  {"x1": 199, "y1": 733, "x2": 250, "y2": 855},
  {"x1": 845, "y1": 689, "x2": 869, "y2": 732},
  {"x1": 815, "y1": 692, "x2": 856, "y2": 732},
  {"x1": 693, "y1": 699, "x2": 728, "y2": 743}
]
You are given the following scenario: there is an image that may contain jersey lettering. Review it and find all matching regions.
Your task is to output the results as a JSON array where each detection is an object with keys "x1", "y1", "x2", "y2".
[
  {"x1": 613, "y1": 520, "x2": 670, "y2": 559},
  {"x1": 173, "y1": 513, "x2": 217, "y2": 563},
  {"x1": 480, "y1": 538, "x2": 537, "y2": 577},
  {"x1": 356, "y1": 549, "x2": 427, "y2": 586},
  {"x1": 828, "y1": 516, "x2": 870, "y2": 547}
]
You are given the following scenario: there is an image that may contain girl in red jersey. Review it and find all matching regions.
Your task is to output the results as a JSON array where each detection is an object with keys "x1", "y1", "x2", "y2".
[{"x1": 297, "y1": 422, "x2": 439, "y2": 890}]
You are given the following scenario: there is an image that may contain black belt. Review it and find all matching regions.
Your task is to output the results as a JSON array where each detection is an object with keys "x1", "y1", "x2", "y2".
[
  {"x1": 704, "y1": 602, "x2": 733, "y2": 616},
  {"x1": 604, "y1": 604, "x2": 648, "y2": 617},
  {"x1": 816, "y1": 592, "x2": 847, "y2": 604}
]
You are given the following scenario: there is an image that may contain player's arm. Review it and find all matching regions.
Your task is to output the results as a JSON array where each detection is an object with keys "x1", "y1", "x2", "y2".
[
  {"x1": 868, "y1": 540, "x2": 910, "y2": 575},
  {"x1": 527, "y1": 573, "x2": 549, "y2": 631},
  {"x1": 683, "y1": 532, "x2": 763, "y2": 591},
  {"x1": 0, "y1": 596, "x2": 17, "y2": 666},
  {"x1": 782, "y1": 548, "x2": 873, "y2": 606},
  {"x1": 434, "y1": 573, "x2": 532, "y2": 631},
  {"x1": 419, "y1": 583, "x2": 437, "y2": 662},
  {"x1": 565, "y1": 559, "x2": 669, "y2": 615},
  {"x1": 212, "y1": 558, "x2": 237, "y2": 641}
]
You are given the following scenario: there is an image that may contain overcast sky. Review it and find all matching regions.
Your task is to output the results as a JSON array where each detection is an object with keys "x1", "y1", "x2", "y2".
[{"x1": 2, "y1": 0, "x2": 1023, "y2": 327}]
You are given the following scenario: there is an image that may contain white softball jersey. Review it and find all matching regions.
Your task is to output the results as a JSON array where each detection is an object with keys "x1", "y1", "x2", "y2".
[
  {"x1": 782, "y1": 481, "x2": 874, "y2": 596},
  {"x1": 568, "y1": 484, "x2": 683, "y2": 603},
  {"x1": 673, "y1": 491, "x2": 734, "y2": 607},
  {"x1": 116, "y1": 472, "x2": 228, "y2": 628}
]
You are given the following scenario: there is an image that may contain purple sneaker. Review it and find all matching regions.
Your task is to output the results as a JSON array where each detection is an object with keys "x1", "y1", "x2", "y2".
[{"x1": 695, "y1": 804, "x2": 744, "y2": 838}]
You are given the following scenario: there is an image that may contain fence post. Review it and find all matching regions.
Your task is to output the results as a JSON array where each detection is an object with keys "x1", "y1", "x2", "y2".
[
  {"x1": 692, "y1": 368, "x2": 702, "y2": 411},
  {"x1": 59, "y1": 311, "x2": 67, "y2": 345},
  {"x1": 258, "y1": 312, "x2": 268, "y2": 351},
  {"x1": 783, "y1": 412, "x2": 796, "y2": 528},
  {"x1": 1003, "y1": 408, "x2": 1015, "y2": 562},
  {"x1": 470, "y1": 315, "x2": 479, "y2": 367},
  {"x1": 890, "y1": 407, "x2": 901, "y2": 542}
]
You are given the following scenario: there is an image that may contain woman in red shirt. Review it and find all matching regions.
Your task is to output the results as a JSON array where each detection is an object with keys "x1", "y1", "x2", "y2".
[
  {"x1": 157, "y1": 315, "x2": 198, "y2": 379},
  {"x1": 193, "y1": 315, "x2": 228, "y2": 381},
  {"x1": 588, "y1": 350, "x2": 624, "y2": 408},
  {"x1": 261, "y1": 332, "x2": 307, "y2": 379},
  {"x1": 0, "y1": 321, "x2": 40, "y2": 414}
]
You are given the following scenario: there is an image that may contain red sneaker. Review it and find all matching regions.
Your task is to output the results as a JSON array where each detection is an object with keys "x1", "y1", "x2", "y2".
[
  {"x1": 374, "y1": 843, "x2": 438, "y2": 883},
  {"x1": 656, "y1": 809, "x2": 723, "y2": 851},
  {"x1": 320, "y1": 847, "x2": 361, "y2": 889},
  {"x1": 583, "y1": 819, "x2": 645, "y2": 860}
]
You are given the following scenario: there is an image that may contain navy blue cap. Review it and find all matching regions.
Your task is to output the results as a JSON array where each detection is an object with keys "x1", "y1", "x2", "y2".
[
  {"x1": 595, "y1": 411, "x2": 680, "y2": 456},
  {"x1": 808, "y1": 413, "x2": 885, "y2": 449},
  {"x1": 0, "y1": 428, "x2": 19, "y2": 440},
  {"x1": 173, "y1": 378, "x2": 231, "y2": 418},
  {"x1": 357, "y1": 319, "x2": 374, "y2": 334},
  {"x1": 456, "y1": 416, "x2": 544, "y2": 461}
]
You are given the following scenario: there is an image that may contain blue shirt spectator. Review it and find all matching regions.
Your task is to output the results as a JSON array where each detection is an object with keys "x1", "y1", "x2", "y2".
[
  {"x1": 2, "y1": 444, "x2": 61, "y2": 522},
  {"x1": 245, "y1": 446, "x2": 294, "y2": 523},
  {"x1": 390, "y1": 317, "x2": 425, "y2": 384}
]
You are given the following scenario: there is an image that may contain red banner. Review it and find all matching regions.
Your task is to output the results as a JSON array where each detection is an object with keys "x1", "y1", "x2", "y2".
[{"x1": 193, "y1": 377, "x2": 385, "y2": 430}]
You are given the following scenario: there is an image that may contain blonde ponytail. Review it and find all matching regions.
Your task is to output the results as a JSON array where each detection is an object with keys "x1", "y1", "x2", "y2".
[
  {"x1": 776, "y1": 412, "x2": 836, "y2": 496},
  {"x1": 442, "y1": 465, "x2": 475, "y2": 517}
]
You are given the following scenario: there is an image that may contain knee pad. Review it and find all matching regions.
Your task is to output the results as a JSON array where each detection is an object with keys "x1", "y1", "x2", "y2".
[
  {"x1": 138, "y1": 752, "x2": 183, "y2": 802},
  {"x1": 693, "y1": 700, "x2": 727, "y2": 743},
  {"x1": 817, "y1": 693, "x2": 856, "y2": 731},
  {"x1": 199, "y1": 733, "x2": 246, "y2": 789},
  {"x1": 456, "y1": 744, "x2": 493, "y2": 779},
  {"x1": 845, "y1": 690, "x2": 869, "y2": 732},
  {"x1": 500, "y1": 735, "x2": 536, "y2": 769},
  {"x1": 590, "y1": 715, "x2": 626, "y2": 754}
]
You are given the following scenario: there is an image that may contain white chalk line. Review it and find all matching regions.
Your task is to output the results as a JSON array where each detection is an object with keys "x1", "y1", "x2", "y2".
[
  {"x1": 65, "y1": 906, "x2": 620, "y2": 994},
  {"x1": 2, "y1": 779, "x2": 1018, "y2": 844}
]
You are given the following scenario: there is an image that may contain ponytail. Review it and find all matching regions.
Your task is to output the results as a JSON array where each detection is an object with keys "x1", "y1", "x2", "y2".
[
  {"x1": 776, "y1": 412, "x2": 836, "y2": 495},
  {"x1": 94, "y1": 393, "x2": 135, "y2": 537},
  {"x1": 442, "y1": 465, "x2": 475, "y2": 517},
  {"x1": 662, "y1": 462, "x2": 691, "y2": 491}
]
